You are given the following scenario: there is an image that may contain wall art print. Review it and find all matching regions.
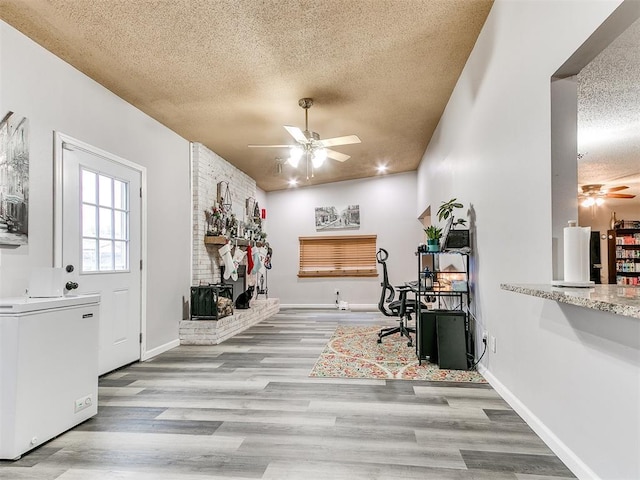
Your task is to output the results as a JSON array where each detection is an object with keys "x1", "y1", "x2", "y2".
[
  {"x1": 315, "y1": 205, "x2": 360, "y2": 231},
  {"x1": 0, "y1": 111, "x2": 29, "y2": 246}
]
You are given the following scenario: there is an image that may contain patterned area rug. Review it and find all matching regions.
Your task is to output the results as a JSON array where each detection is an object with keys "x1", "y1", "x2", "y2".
[{"x1": 310, "y1": 325, "x2": 486, "y2": 382}]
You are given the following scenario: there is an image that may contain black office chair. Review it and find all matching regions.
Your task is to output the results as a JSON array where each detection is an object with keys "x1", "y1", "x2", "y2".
[{"x1": 376, "y1": 248, "x2": 417, "y2": 347}]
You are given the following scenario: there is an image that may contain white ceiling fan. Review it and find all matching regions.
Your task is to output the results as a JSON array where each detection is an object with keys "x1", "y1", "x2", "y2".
[{"x1": 248, "y1": 98, "x2": 361, "y2": 178}]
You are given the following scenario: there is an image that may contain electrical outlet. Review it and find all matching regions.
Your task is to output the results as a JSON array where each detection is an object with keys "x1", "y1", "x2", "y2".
[
  {"x1": 74, "y1": 394, "x2": 94, "y2": 413},
  {"x1": 490, "y1": 335, "x2": 497, "y2": 353}
]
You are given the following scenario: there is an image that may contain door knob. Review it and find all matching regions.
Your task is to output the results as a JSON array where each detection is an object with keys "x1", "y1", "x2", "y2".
[{"x1": 65, "y1": 281, "x2": 78, "y2": 290}]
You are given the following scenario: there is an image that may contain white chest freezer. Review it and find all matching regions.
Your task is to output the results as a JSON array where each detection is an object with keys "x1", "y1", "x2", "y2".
[{"x1": 0, "y1": 294, "x2": 100, "y2": 460}]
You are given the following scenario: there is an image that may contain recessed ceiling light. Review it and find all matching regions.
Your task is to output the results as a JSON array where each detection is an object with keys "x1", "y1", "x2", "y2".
[
  {"x1": 377, "y1": 165, "x2": 388, "y2": 173},
  {"x1": 288, "y1": 179, "x2": 298, "y2": 187}
]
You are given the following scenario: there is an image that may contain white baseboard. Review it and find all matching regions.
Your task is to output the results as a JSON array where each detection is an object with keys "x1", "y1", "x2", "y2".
[
  {"x1": 280, "y1": 304, "x2": 341, "y2": 309},
  {"x1": 478, "y1": 364, "x2": 599, "y2": 480},
  {"x1": 142, "y1": 338, "x2": 180, "y2": 361},
  {"x1": 346, "y1": 304, "x2": 378, "y2": 311},
  {"x1": 279, "y1": 303, "x2": 378, "y2": 311}
]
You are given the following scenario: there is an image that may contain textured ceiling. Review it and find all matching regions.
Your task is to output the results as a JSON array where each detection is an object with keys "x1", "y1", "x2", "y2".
[
  {"x1": 0, "y1": 0, "x2": 493, "y2": 191},
  {"x1": 578, "y1": 15, "x2": 640, "y2": 208}
]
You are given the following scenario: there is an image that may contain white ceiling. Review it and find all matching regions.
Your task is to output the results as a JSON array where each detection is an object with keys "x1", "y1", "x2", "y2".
[{"x1": 578, "y1": 15, "x2": 640, "y2": 210}]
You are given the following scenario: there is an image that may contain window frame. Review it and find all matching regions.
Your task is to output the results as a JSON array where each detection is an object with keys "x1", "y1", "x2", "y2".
[
  {"x1": 298, "y1": 234, "x2": 378, "y2": 278},
  {"x1": 80, "y1": 167, "x2": 131, "y2": 274}
]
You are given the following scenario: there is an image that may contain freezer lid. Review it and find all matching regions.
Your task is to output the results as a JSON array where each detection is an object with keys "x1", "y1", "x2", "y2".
[{"x1": 0, "y1": 294, "x2": 100, "y2": 314}]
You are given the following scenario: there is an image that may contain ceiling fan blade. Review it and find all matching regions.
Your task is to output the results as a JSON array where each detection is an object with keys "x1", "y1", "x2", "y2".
[
  {"x1": 326, "y1": 149, "x2": 350, "y2": 162},
  {"x1": 248, "y1": 144, "x2": 292, "y2": 148},
  {"x1": 284, "y1": 125, "x2": 307, "y2": 143},
  {"x1": 606, "y1": 193, "x2": 636, "y2": 198},
  {"x1": 317, "y1": 135, "x2": 361, "y2": 148},
  {"x1": 604, "y1": 185, "x2": 629, "y2": 193}
]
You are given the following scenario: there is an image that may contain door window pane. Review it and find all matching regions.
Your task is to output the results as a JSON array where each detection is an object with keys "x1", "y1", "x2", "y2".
[
  {"x1": 114, "y1": 210, "x2": 127, "y2": 240},
  {"x1": 99, "y1": 207, "x2": 113, "y2": 238},
  {"x1": 83, "y1": 239, "x2": 97, "y2": 272},
  {"x1": 82, "y1": 205, "x2": 96, "y2": 237},
  {"x1": 114, "y1": 180, "x2": 127, "y2": 210},
  {"x1": 99, "y1": 175, "x2": 112, "y2": 207},
  {"x1": 82, "y1": 170, "x2": 96, "y2": 204},
  {"x1": 99, "y1": 240, "x2": 113, "y2": 271}
]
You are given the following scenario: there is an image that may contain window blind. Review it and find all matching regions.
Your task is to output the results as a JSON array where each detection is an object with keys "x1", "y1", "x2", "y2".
[{"x1": 298, "y1": 235, "x2": 378, "y2": 277}]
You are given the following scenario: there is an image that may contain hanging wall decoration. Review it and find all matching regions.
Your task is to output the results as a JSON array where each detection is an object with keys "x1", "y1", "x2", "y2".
[
  {"x1": 315, "y1": 205, "x2": 360, "y2": 231},
  {"x1": 245, "y1": 197, "x2": 256, "y2": 218},
  {"x1": 217, "y1": 181, "x2": 232, "y2": 214},
  {"x1": 0, "y1": 111, "x2": 29, "y2": 246}
]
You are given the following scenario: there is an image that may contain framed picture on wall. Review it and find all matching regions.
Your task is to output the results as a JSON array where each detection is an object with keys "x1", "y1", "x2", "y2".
[
  {"x1": 0, "y1": 111, "x2": 29, "y2": 246},
  {"x1": 315, "y1": 205, "x2": 360, "y2": 231}
]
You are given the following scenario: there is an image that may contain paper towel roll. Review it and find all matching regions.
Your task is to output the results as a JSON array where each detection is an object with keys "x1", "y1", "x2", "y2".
[{"x1": 563, "y1": 224, "x2": 591, "y2": 283}]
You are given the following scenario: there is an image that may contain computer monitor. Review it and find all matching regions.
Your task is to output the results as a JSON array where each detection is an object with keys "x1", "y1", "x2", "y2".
[{"x1": 444, "y1": 229, "x2": 470, "y2": 250}]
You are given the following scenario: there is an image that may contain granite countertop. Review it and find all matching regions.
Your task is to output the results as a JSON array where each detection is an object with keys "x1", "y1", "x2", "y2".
[{"x1": 500, "y1": 283, "x2": 640, "y2": 319}]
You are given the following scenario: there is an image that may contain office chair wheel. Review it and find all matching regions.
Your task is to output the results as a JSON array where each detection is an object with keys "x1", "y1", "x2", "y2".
[{"x1": 377, "y1": 338, "x2": 382, "y2": 344}]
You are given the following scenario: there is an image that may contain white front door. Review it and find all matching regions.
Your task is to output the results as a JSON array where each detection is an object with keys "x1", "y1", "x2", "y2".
[{"x1": 55, "y1": 134, "x2": 143, "y2": 375}]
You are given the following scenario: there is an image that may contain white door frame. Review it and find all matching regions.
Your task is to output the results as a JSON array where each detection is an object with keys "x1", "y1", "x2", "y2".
[{"x1": 53, "y1": 132, "x2": 148, "y2": 361}]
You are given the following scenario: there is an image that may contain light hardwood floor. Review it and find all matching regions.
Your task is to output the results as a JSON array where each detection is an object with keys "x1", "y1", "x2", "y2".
[{"x1": 0, "y1": 309, "x2": 575, "y2": 479}]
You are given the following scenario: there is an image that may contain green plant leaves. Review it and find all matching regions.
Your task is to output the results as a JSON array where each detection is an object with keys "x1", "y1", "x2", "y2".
[
  {"x1": 424, "y1": 225, "x2": 443, "y2": 239},
  {"x1": 437, "y1": 198, "x2": 465, "y2": 223}
]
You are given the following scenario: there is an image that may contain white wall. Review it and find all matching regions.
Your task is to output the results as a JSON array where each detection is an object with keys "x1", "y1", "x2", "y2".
[
  {"x1": 418, "y1": 1, "x2": 639, "y2": 479},
  {"x1": 266, "y1": 172, "x2": 422, "y2": 308},
  {"x1": 0, "y1": 21, "x2": 191, "y2": 352},
  {"x1": 256, "y1": 186, "x2": 267, "y2": 230},
  {"x1": 551, "y1": 76, "x2": 579, "y2": 281}
]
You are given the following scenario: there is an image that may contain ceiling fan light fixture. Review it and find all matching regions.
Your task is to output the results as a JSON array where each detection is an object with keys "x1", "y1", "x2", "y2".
[
  {"x1": 312, "y1": 148, "x2": 327, "y2": 168},
  {"x1": 595, "y1": 197, "x2": 605, "y2": 206},
  {"x1": 581, "y1": 197, "x2": 595, "y2": 207},
  {"x1": 288, "y1": 146, "x2": 303, "y2": 168}
]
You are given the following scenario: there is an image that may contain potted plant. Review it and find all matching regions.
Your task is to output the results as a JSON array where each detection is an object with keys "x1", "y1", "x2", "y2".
[
  {"x1": 424, "y1": 225, "x2": 442, "y2": 252},
  {"x1": 437, "y1": 198, "x2": 467, "y2": 228},
  {"x1": 437, "y1": 198, "x2": 471, "y2": 250}
]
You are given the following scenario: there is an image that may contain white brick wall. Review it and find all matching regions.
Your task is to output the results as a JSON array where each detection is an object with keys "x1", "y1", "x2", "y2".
[
  {"x1": 179, "y1": 298, "x2": 280, "y2": 344},
  {"x1": 192, "y1": 143, "x2": 258, "y2": 285}
]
